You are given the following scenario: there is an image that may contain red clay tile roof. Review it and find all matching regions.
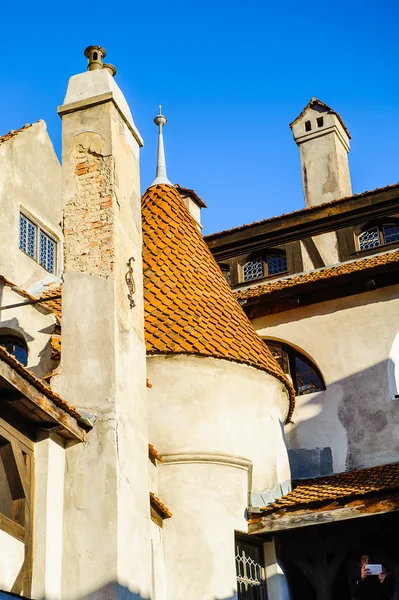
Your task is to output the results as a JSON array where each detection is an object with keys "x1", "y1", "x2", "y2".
[
  {"x1": 0, "y1": 124, "x2": 32, "y2": 145},
  {"x1": 142, "y1": 184, "x2": 295, "y2": 420},
  {"x1": 235, "y1": 250, "x2": 399, "y2": 301},
  {"x1": 289, "y1": 97, "x2": 351, "y2": 139},
  {"x1": 261, "y1": 462, "x2": 399, "y2": 513},
  {"x1": 204, "y1": 182, "x2": 399, "y2": 240},
  {"x1": 38, "y1": 285, "x2": 62, "y2": 319},
  {"x1": 0, "y1": 346, "x2": 81, "y2": 420},
  {"x1": 150, "y1": 492, "x2": 172, "y2": 518}
]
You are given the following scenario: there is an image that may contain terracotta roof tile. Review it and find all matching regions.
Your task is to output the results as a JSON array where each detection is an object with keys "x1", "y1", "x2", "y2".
[
  {"x1": 150, "y1": 492, "x2": 172, "y2": 518},
  {"x1": 235, "y1": 250, "x2": 399, "y2": 301},
  {"x1": 38, "y1": 285, "x2": 62, "y2": 319},
  {"x1": 261, "y1": 461, "x2": 399, "y2": 513},
  {"x1": 0, "y1": 346, "x2": 81, "y2": 420},
  {"x1": 142, "y1": 184, "x2": 295, "y2": 420},
  {"x1": 0, "y1": 124, "x2": 32, "y2": 146}
]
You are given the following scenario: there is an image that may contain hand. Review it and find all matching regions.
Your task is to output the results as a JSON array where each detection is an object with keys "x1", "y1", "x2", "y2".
[
  {"x1": 378, "y1": 572, "x2": 386, "y2": 583},
  {"x1": 361, "y1": 564, "x2": 371, "y2": 579}
]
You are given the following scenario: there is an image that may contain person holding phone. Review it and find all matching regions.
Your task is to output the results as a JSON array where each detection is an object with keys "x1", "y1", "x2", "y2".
[{"x1": 351, "y1": 555, "x2": 395, "y2": 599}]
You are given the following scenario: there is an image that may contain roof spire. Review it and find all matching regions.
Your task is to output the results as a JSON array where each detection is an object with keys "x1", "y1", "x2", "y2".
[{"x1": 151, "y1": 106, "x2": 172, "y2": 187}]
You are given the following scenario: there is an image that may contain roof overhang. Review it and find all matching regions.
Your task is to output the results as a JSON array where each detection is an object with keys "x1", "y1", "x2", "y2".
[
  {"x1": 248, "y1": 489, "x2": 399, "y2": 535},
  {"x1": 0, "y1": 353, "x2": 87, "y2": 443}
]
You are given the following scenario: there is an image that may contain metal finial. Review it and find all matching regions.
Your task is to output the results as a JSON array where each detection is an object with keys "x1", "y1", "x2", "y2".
[{"x1": 151, "y1": 106, "x2": 172, "y2": 186}]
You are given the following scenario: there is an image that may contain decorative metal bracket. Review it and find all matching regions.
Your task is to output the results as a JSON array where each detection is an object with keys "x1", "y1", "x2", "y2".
[{"x1": 125, "y1": 257, "x2": 136, "y2": 308}]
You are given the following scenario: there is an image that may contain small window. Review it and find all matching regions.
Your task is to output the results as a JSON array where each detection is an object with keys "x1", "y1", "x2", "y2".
[
  {"x1": 358, "y1": 227, "x2": 380, "y2": 251},
  {"x1": 317, "y1": 116, "x2": 324, "y2": 127},
  {"x1": 0, "y1": 335, "x2": 28, "y2": 366},
  {"x1": 358, "y1": 223, "x2": 399, "y2": 252},
  {"x1": 19, "y1": 213, "x2": 56, "y2": 274},
  {"x1": 242, "y1": 252, "x2": 288, "y2": 283},
  {"x1": 305, "y1": 120, "x2": 312, "y2": 132},
  {"x1": 243, "y1": 259, "x2": 263, "y2": 282},
  {"x1": 264, "y1": 340, "x2": 325, "y2": 396},
  {"x1": 235, "y1": 537, "x2": 266, "y2": 600}
]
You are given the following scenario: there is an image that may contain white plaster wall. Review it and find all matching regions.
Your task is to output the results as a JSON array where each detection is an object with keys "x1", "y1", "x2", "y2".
[
  {"x1": 0, "y1": 530, "x2": 24, "y2": 591},
  {"x1": 252, "y1": 284, "x2": 399, "y2": 472},
  {"x1": 0, "y1": 283, "x2": 57, "y2": 378},
  {"x1": 55, "y1": 69, "x2": 151, "y2": 600},
  {"x1": 0, "y1": 121, "x2": 62, "y2": 288},
  {"x1": 292, "y1": 109, "x2": 351, "y2": 208},
  {"x1": 32, "y1": 434, "x2": 65, "y2": 600},
  {"x1": 147, "y1": 355, "x2": 291, "y2": 493},
  {"x1": 299, "y1": 241, "x2": 313, "y2": 272},
  {"x1": 264, "y1": 539, "x2": 291, "y2": 600},
  {"x1": 312, "y1": 232, "x2": 339, "y2": 267},
  {"x1": 158, "y1": 461, "x2": 248, "y2": 600},
  {"x1": 151, "y1": 520, "x2": 167, "y2": 600}
]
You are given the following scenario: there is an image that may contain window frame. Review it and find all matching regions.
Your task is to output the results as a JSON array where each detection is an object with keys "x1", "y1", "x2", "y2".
[
  {"x1": 19, "y1": 212, "x2": 57, "y2": 274},
  {"x1": 235, "y1": 534, "x2": 267, "y2": 600},
  {"x1": 0, "y1": 334, "x2": 28, "y2": 366},
  {"x1": 264, "y1": 340, "x2": 325, "y2": 397},
  {"x1": 240, "y1": 249, "x2": 288, "y2": 284},
  {"x1": 355, "y1": 221, "x2": 399, "y2": 254}
]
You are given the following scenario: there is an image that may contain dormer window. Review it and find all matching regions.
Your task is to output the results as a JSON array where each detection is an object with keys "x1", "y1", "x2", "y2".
[
  {"x1": 357, "y1": 223, "x2": 399, "y2": 251},
  {"x1": 242, "y1": 252, "x2": 288, "y2": 283},
  {"x1": 19, "y1": 213, "x2": 56, "y2": 274}
]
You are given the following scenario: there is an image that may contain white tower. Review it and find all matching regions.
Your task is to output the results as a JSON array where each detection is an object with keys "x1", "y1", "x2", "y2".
[{"x1": 290, "y1": 98, "x2": 352, "y2": 207}]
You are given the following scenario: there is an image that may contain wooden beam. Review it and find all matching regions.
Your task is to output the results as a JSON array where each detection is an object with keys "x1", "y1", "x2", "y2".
[
  {"x1": 0, "y1": 512, "x2": 24, "y2": 542},
  {"x1": 249, "y1": 494, "x2": 399, "y2": 535},
  {"x1": 0, "y1": 359, "x2": 85, "y2": 442},
  {"x1": 0, "y1": 416, "x2": 34, "y2": 455},
  {"x1": 302, "y1": 237, "x2": 325, "y2": 269},
  {"x1": 0, "y1": 443, "x2": 25, "y2": 499}
]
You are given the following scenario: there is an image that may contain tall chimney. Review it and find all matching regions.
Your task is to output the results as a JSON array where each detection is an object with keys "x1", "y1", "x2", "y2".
[
  {"x1": 54, "y1": 48, "x2": 151, "y2": 599},
  {"x1": 290, "y1": 98, "x2": 352, "y2": 207}
]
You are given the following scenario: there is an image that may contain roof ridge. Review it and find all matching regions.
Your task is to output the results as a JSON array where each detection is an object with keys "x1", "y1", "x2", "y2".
[
  {"x1": 204, "y1": 182, "x2": 399, "y2": 241},
  {"x1": 0, "y1": 123, "x2": 34, "y2": 146}
]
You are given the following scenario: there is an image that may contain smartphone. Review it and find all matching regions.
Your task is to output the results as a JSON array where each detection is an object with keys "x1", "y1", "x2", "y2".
[{"x1": 366, "y1": 564, "x2": 382, "y2": 576}]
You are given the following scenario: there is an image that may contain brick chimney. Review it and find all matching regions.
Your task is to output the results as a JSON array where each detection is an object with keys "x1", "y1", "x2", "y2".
[
  {"x1": 290, "y1": 98, "x2": 352, "y2": 207},
  {"x1": 54, "y1": 47, "x2": 151, "y2": 599}
]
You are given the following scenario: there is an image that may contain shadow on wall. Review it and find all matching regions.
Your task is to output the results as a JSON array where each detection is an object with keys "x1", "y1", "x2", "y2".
[
  {"x1": 287, "y1": 357, "x2": 399, "y2": 476},
  {"x1": 0, "y1": 583, "x2": 240, "y2": 600}
]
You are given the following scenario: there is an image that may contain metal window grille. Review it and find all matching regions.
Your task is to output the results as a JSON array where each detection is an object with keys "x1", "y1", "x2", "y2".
[
  {"x1": 19, "y1": 213, "x2": 56, "y2": 274},
  {"x1": 235, "y1": 541, "x2": 267, "y2": 600},
  {"x1": 39, "y1": 230, "x2": 56, "y2": 274},
  {"x1": 383, "y1": 224, "x2": 399, "y2": 245},
  {"x1": 243, "y1": 259, "x2": 263, "y2": 282},
  {"x1": 358, "y1": 227, "x2": 380, "y2": 251},
  {"x1": 19, "y1": 214, "x2": 37, "y2": 259},
  {"x1": 266, "y1": 254, "x2": 287, "y2": 276}
]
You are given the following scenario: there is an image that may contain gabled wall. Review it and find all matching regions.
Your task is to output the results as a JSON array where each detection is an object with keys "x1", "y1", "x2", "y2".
[{"x1": 0, "y1": 122, "x2": 62, "y2": 289}]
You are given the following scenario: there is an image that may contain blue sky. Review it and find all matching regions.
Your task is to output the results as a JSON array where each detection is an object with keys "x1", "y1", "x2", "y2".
[{"x1": 1, "y1": 0, "x2": 399, "y2": 234}]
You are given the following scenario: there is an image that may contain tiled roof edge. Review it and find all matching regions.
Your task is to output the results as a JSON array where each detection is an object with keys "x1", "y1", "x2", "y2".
[
  {"x1": 0, "y1": 346, "x2": 82, "y2": 420},
  {"x1": 205, "y1": 182, "x2": 399, "y2": 240},
  {"x1": 0, "y1": 123, "x2": 34, "y2": 146},
  {"x1": 235, "y1": 249, "x2": 399, "y2": 301}
]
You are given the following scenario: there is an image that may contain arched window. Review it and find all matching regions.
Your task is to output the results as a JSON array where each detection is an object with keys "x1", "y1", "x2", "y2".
[
  {"x1": 0, "y1": 335, "x2": 28, "y2": 366},
  {"x1": 357, "y1": 223, "x2": 399, "y2": 251},
  {"x1": 263, "y1": 340, "x2": 325, "y2": 396},
  {"x1": 242, "y1": 251, "x2": 288, "y2": 283}
]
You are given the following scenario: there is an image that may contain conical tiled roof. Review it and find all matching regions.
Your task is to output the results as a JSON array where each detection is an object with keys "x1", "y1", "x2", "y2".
[{"x1": 142, "y1": 184, "x2": 295, "y2": 420}]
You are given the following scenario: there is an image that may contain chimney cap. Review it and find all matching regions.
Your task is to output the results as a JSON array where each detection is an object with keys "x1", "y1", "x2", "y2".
[
  {"x1": 289, "y1": 97, "x2": 351, "y2": 139},
  {"x1": 84, "y1": 45, "x2": 106, "y2": 59}
]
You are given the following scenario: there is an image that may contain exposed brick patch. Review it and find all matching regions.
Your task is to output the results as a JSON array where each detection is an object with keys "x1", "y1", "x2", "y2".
[{"x1": 63, "y1": 142, "x2": 115, "y2": 277}]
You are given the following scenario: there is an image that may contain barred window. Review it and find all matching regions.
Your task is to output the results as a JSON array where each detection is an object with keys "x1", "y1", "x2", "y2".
[
  {"x1": 242, "y1": 252, "x2": 288, "y2": 283},
  {"x1": 243, "y1": 259, "x2": 263, "y2": 282},
  {"x1": 358, "y1": 227, "x2": 380, "y2": 251},
  {"x1": 19, "y1": 213, "x2": 56, "y2": 274},
  {"x1": 264, "y1": 340, "x2": 325, "y2": 396},
  {"x1": 235, "y1": 538, "x2": 267, "y2": 600},
  {"x1": 358, "y1": 223, "x2": 399, "y2": 251}
]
